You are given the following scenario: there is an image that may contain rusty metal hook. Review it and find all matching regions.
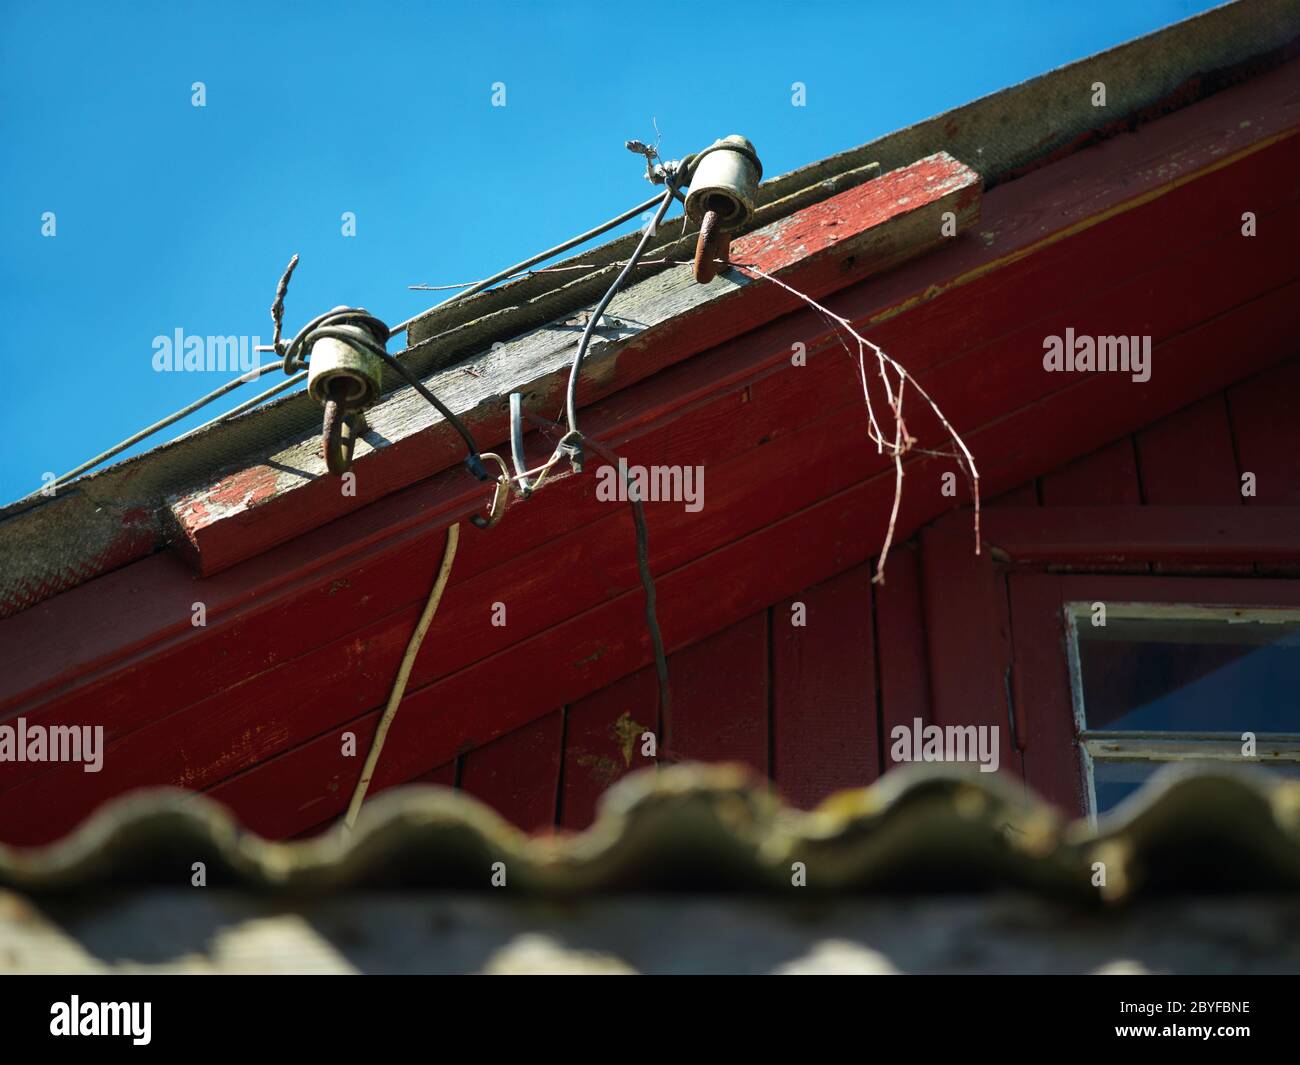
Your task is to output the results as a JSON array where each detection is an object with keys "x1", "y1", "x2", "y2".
[
  {"x1": 692, "y1": 198, "x2": 732, "y2": 284},
  {"x1": 322, "y1": 379, "x2": 361, "y2": 475}
]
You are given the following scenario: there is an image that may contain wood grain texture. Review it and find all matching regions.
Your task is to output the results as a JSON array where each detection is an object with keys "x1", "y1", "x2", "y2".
[
  {"x1": 920, "y1": 522, "x2": 1023, "y2": 783},
  {"x1": 1229, "y1": 359, "x2": 1300, "y2": 506},
  {"x1": 1006, "y1": 573, "x2": 1086, "y2": 815},
  {"x1": 980, "y1": 506, "x2": 1300, "y2": 563},
  {"x1": 875, "y1": 540, "x2": 933, "y2": 770},
  {"x1": 560, "y1": 669, "x2": 660, "y2": 831},
  {"x1": 1137, "y1": 395, "x2": 1242, "y2": 506},
  {"x1": 772, "y1": 564, "x2": 879, "y2": 807},
  {"x1": 1040, "y1": 440, "x2": 1143, "y2": 507},
  {"x1": 663, "y1": 614, "x2": 769, "y2": 774},
  {"x1": 459, "y1": 710, "x2": 564, "y2": 832}
]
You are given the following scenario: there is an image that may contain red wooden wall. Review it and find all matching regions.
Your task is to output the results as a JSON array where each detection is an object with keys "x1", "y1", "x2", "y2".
[
  {"x1": 3, "y1": 65, "x2": 1295, "y2": 846},
  {"x1": 371, "y1": 357, "x2": 1299, "y2": 833}
]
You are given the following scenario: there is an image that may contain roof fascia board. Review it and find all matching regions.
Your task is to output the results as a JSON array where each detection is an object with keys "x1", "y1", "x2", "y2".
[{"x1": 169, "y1": 154, "x2": 981, "y2": 575}]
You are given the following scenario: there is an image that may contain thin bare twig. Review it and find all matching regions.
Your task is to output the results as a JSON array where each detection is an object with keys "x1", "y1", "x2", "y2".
[{"x1": 727, "y1": 261, "x2": 981, "y2": 582}]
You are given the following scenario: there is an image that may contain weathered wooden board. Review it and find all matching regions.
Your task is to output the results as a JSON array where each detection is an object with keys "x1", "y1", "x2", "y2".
[
  {"x1": 1005, "y1": 572, "x2": 1086, "y2": 815},
  {"x1": 772, "y1": 565, "x2": 879, "y2": 807},
  {"x1": 982, "y1": 505, "x2": 1300, "y2": 563},
  {"x1": 1229, "y1": 359, "x2": 1300, "y2": 506},
  {"x1": 458, "y1": 710, "x2": 564, "y2": 832},
  {"x1": 920, "y1": 523, "x2": 1023, "y2": 784},
  {"x1": 1137, "y1": 395, "x2": 1243, "y2": 506},
  {"x1": 206, "y1": 292, "x2": 1298, "y2": 842},
  {"x1": 874, "y1": 541, "x2": 933, "y2": 769},
  {"x1": 3, "y1": 253, "x2": 1295, "y2": 842},
  {"x1": 663, "y1": 614, "x2": 769, "y2": 774},
  {"x1": 1040, "y1": 440, "x2": 1143, "y2": 506},
  {"x1": 168, "y1": 154, "x2": 983, "y2": 576},
  {"x1": 559, "y1": 668, "x2": 661, "y2": 831}
]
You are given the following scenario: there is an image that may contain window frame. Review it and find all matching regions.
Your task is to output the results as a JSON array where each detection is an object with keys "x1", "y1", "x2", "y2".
[
  {"x1": 1005, "y1": 571, "x2": 1300, "y2": 820},
  {"x1": 1063, "y1": 600, "x2": 1300, "y2": 818}
]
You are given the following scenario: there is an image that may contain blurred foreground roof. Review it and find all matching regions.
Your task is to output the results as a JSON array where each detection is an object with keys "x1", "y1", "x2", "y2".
[{"x1": 4, "y1": 764, "x2": 1299, "y2": 900}]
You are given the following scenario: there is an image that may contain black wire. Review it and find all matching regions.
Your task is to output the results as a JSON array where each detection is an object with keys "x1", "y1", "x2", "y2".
[
  {"x1": 573, "y1": 430, "x2": 671, "y2": 724},
  {"x1": 40, "y1": 149, "x2": 715, "y2": 495},
  {"x1": 627, "y1": 482, "x2": 671, "y2": 725},
  {"x1": 563, "y1": 179, "x2": 680, "y2": 449}
]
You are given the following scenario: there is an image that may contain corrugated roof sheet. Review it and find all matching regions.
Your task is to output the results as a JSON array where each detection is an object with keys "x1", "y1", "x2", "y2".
[{"x1": 3, "y1": 764, "x2": 1298, "y2": 900}]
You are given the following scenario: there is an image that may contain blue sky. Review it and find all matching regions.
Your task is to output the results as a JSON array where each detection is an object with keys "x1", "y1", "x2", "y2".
[{"x1": 0, "y1": 0, "x2": 1221, "y2": 505}]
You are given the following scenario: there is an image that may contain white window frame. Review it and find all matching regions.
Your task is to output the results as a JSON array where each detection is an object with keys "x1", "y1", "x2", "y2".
[{"x1": 1063, "y1": 601, "x2": 1300, "y2": 822}]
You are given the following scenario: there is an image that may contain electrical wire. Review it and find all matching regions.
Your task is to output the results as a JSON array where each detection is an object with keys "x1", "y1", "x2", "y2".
[
  {"x1": 26, "y1": 361, "x2": 285, "y2": 499},
  {"x1": 574, "y1": 430, "x2": 671, "y2": 724},
  {"x1": 389, "y1": 188, "x2": 677, "y2": 335},
  {"x1": 34, "y1": 173, "x2": 701, "y2": 499},
  {"x1": 563, "y1": 180, "x2": 680, "y2": 445}
]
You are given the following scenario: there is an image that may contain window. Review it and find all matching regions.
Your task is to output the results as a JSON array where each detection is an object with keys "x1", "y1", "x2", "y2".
[{"x1": 1066, "y1": 603, "x2": 1300, "y2": 816}]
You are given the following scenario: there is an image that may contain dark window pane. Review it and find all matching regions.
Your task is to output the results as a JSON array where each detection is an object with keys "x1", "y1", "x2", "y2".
[
  {"x1": 1075, "y1": 613, "x2": 1300, "y2": 733},
  {"x1": 1093, "y1": 760, "x2": 1300, "y2": 813}
]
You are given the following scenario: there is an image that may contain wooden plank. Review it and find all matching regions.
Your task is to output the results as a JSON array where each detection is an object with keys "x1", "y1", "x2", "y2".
[
  {"x1": 1006, "y1": 573, "x2": 1086, "y2": 815},
  {"x1": 771, "y1": 564, "x2": 878, "y2": 808},
  {"x1": 0, "y1": 394, "x2": 881, "y2": 809},
  {"x1": 1137, "y1": 393, "x2": 1253, "y2": 576},
  {"x1": 409, "y1": 761, "x2": 457, "y2": 787},
  {"x1": 902, "y1": 284, "x2": 1299, "y2": 530},
  {"x1": 981, "y1": 506, "x2": 1300, "y2": 563},
  {"x1": 920, "y1": 523, "x2": 1022, "y2": 783},
  {"x1": 987, "y1": 483, "x2": 1038, "y2": 507},
  {"x1": 290, "y1": 760, "x2": 456, "y2": 839},
  {"x1": 559, "y1": 669, "x2": 660, "y2": 831},
  {"x1": 1137, "y1": 394, "x2": 1242, "y2": 505},
  {"x1": 874, "y1": 540, "x2": 933, "y2": 770},
  {"x1": 1040, "y1": 439, "x2": 1142, "y2": 506},
  {"x1": 202, "y1": 509, "x2": 821, "y2": 841},
  {"x1": 0, "y1": 362, "x2": 875, "y2": 757},
  {"x1": 1229, "y1": 359, "x2": 1300, "y2": 505},
  {"x1": 663, "y1": 613, "x2": 769, "y2": 774},
  {"x1": 458, "y1": 710, "x2": 564, "y2": 833}
]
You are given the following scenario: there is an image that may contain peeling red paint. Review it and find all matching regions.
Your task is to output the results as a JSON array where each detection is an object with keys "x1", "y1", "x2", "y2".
[{"x1": 732, "y1": 154, "x2": 979, "y2": 273}]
